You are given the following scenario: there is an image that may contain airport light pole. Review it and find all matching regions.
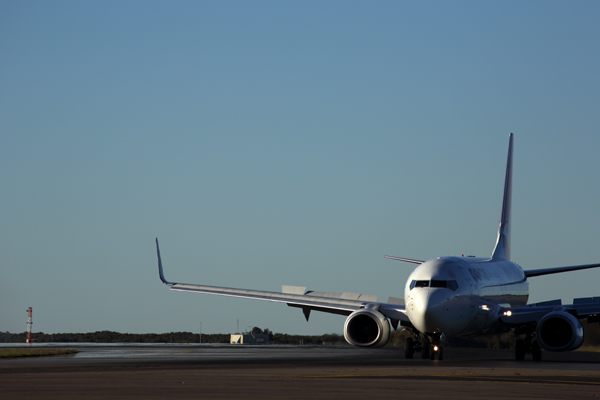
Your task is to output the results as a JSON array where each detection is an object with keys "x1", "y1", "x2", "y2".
[{"x1": 26, "y1": 307, "x2": 33, "y2": 344}]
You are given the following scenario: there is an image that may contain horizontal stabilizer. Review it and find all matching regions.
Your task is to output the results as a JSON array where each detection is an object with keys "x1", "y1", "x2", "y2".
[{"x1": 384, "y1": 256, "x2": 424, "y2": 264}]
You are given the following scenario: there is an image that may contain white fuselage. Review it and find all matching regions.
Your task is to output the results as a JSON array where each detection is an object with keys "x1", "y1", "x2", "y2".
[{"x1": 404, "y1": 256, "x2": 529, "y2": 337}]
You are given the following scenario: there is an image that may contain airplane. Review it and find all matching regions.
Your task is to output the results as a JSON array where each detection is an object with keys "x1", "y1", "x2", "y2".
[{"x1": 156, "y1": 133, "x2": 600, "y2": 361}]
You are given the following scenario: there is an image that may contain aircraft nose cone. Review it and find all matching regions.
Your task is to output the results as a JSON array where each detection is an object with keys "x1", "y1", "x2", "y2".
[{"x1": 408, "y1": 289, "x2": 448, "y2": 333}]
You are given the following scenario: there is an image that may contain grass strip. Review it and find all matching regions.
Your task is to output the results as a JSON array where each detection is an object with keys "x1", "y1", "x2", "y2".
[{"x1": 0, "y1": 348, "x2": 78, "y2": 358}]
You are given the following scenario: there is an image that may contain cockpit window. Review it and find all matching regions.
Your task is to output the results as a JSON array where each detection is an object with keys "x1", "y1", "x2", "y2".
[{"x1": 410, "y1": 279, "x2": 459, "y2": 291}]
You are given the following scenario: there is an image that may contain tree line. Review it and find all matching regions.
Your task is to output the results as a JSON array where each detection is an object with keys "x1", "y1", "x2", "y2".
[
  {"x1": 0, "y1": 328, "x2": 345, "y2": 345},
  {"x1": 2, "y1": 321, "x2": 599, "y2": 348}
]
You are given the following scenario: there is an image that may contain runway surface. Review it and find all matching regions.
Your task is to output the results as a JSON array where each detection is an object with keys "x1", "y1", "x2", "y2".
[{"x1": 2, "y1": 344, "x2": 600, "y2": 399}]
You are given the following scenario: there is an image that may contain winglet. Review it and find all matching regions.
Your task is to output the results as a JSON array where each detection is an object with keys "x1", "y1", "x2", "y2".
[
  {"x1": 491, "y1": 133, "x2": 514, "y2": 260},
  {"x1": 156, "y1": 238, "x2": 174, "y2": 285}
]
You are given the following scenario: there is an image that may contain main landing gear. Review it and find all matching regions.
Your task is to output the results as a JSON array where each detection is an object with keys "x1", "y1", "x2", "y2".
[
  {"x1": 404, "y1": 336, "x2": 428, "y2": 359},
  {"x1": 515, "y1": 331, "x2": 541, "y2": 361},
  {"x1": 404, "y1": 331, "x2": 444, "y2": 360}
]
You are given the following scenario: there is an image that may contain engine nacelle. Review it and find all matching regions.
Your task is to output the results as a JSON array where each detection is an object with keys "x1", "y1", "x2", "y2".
[
  {"x1": 536, "y1": 311, "x2": 584, "y2": 351},
  {"x1": 343, "y1": 309, "x2": 390, "y2": 348}
]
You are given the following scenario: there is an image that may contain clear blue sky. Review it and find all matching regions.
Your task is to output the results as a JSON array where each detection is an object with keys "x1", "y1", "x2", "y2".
[{"x1": 1, "y1": 1, "x2": 599, "y2": 336}]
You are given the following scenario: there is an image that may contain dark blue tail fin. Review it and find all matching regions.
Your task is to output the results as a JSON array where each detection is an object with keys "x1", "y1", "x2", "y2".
[{"x1": 491, "y1": 133, "x2": 514, "y2": 260}]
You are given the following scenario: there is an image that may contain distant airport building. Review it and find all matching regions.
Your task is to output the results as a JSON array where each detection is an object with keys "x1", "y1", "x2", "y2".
[{"x1": 230, "y1": 333, "x2": 270, "y2": 344}]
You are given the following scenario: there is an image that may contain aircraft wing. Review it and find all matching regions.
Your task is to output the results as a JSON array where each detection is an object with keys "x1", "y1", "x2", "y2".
[
  {"x1": 156, "y1": 239, "x2": 410, "y2": 323},
  {"x1": 524, "y1": 262, "x2": 600, "y2": 277},
  {"x1": 500, "y1": 262, "x2": 600, "y2": 325},
  {"x1": 498, "y1": 298, "x2": 600, "y2": 325}
]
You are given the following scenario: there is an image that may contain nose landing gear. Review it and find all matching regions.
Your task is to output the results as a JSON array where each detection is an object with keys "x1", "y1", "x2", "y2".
[
  {"x1": 429, "y1": 343, "x2": 444, "y2": 360},
  {"x1": 429, "y1": 333, "x2": 444, "y2": 360},
  {"x1": 403, "y1": 331, "x2": 444, "y2": 360}
]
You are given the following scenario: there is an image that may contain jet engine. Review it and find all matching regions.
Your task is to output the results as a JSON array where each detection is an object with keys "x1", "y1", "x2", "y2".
[
  {"x1": 536, "y1": 311, "x2": 584, "y2": 351},
  {"x1": 343, "y1": 309, "x2": 390, "y2": 348}
]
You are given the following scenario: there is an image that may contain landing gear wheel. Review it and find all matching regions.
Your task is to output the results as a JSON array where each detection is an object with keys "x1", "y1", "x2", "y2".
[
  {"x1": 421, "y1": 341, "x2": 430, "y2": 359},
  {"x1": 515, "y1": 339, "x2": 526, "y2": 361},
  {"x1": 404, "y1": 337, "x2": 414, "y2": 359},
  {"x1": 531, "y1": 340, "x2": 542, "y2": 361},
  {"x1": 429, "y1": 344, "x2": 443, "y2": 360}
]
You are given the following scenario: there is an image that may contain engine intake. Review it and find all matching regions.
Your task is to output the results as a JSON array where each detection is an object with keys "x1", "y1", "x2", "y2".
[
  {"x1": 536, "y1": 311, "x2": 584, "y2": 351},
  {"x1": 343, "y1": 309, "x2": 390, "y2": 348}
]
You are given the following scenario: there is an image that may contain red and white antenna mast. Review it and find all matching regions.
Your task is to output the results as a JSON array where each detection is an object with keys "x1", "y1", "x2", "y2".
[{"x1": 26, "y1": 307, "x2": 34, "y2": 344}]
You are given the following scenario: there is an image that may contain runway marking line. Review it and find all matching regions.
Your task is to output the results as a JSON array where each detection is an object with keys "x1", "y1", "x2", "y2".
[{"x1": 276, "y1": 374, "x2": 600, "y2": 386}]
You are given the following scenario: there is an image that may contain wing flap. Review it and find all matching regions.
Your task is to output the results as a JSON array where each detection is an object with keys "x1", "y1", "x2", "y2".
[{"x1": 282, "y1": 285, "x2": 307, "y2": 295}]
